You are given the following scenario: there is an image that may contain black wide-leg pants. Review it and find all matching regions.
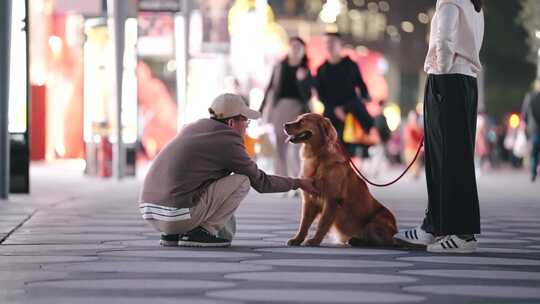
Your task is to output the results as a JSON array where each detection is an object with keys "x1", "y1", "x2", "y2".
[{"x1": 421, "y1": 74, "x2": 481, "y2": 236}]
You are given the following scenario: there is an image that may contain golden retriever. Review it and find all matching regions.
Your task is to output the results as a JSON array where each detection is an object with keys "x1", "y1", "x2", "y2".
[{"x1": 284, "y1": 113, "x2": 397, "y2": 247}]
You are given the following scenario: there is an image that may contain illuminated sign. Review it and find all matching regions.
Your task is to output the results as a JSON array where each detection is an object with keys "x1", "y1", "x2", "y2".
[{"x1": 8, "y1": 0, "x2": 27, "y2": 133}]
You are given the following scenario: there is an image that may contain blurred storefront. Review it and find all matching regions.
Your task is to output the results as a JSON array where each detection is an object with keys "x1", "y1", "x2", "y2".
[
  {"x1": 26, "y1": 0, "x2": 233, "y2": 176},
  {"x1": 82, "y1": 15, "x2": 138, "y2": 176},
  {"x1": 136, "y1": 5, "x2": 179, "y2": 159},
  {"x1": 27, "y1": 0, "x2": 138, "y2": 178},
  {"x1": 16, "y1": 0, "x2": 435, "y2": 182}
]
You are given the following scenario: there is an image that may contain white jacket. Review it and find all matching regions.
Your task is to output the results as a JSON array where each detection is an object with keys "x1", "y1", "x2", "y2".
[{"x1": 424, "y1": 0, "x2": 484, "y2": 78}]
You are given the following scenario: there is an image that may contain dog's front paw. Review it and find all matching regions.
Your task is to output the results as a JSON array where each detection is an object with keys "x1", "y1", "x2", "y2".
[
  {"x1": 304, "y1": 238, "x2": 322, "y2": 246},
  {"x1": 287, "y1": 237, "x2": 304, "y2": 246}
]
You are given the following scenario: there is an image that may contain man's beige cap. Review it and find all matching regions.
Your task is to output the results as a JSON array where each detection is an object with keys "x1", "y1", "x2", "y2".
[{"x1": 209, "y1": 93, "x2": 261, "y2": 120}]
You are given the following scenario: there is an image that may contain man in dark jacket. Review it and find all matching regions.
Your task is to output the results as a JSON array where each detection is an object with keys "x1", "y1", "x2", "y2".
[{"x1": 315, "y1": 32, "x2": 373, "y2": 155}]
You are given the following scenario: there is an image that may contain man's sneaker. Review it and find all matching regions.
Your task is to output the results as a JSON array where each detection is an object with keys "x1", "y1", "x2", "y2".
[
  {"x1": 427, "y1": 235, "x2": 477, "y2": 253},
  {"x1": 160, "y1": 234, "x2": 179, "y2": 247},
  {"x1": 179, "y1": 226, "x2": 231, "y2": 247},
  {"x1": 393, "y1": 225, "x2": 435, "y2": 246}
]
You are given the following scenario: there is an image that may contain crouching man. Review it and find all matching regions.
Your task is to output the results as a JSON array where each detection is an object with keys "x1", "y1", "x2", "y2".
[{"x1": 139, "y1": 93, "x2": 317, "y2": 247}]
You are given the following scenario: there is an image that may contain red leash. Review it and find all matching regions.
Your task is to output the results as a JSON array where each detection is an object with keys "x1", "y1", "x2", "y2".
[{"x1": 338, "y1": 137, "x2": 424, "y2": 187}]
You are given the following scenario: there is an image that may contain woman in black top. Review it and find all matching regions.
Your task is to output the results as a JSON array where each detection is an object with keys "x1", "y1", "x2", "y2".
[{"x1": 260, "y1": 37, "x2": 313, "y2": 178}]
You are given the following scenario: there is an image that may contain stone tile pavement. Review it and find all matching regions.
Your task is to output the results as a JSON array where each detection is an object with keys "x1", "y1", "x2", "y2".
[{"x1": 0, "y1": 163, "x2": 539, "y2": 303}]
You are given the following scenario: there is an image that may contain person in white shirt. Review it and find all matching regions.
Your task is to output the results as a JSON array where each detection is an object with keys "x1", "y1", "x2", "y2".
[{"x1": 394, "y1": 0, "x2": 484, "y2": 253}]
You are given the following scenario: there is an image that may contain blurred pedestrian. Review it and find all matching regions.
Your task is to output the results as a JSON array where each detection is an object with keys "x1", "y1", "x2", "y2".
[
  {"x1": 373, "y1": 101, "x2": 392, "y2": 146},
  {"x1": 260, "y1": 37, "x2": 313, "y2": 179},
  {"x1": 139, "y1": 94, "x2": 317, "y2": 247},
  {"x1": 394, "y1": 0, "x2": 484, "y2": 253},
  {"x1": 387, "y1": 125, "x2": 403, "y2": 164},
  {"x1": 366, "y1": 100, "x2": 392, "y2": 177},
  {"x1": 315, "y1": 32, "x2": 374, "y2": 162},
  {"x1": 474, "y1": 113, "x2": 490, "y2": 175},
  {"x1": 485, "y1": 116, "x2": 500, "y2": 167},
  {"x1": 403, "y1": 110, "x2": 424, "y2": 179},
  {"x1": 520, "y1": 79, "x2": 540, "y2": 182},
  {"x1": 503, "y1": 122, "x2": 524, "y2": 168}
]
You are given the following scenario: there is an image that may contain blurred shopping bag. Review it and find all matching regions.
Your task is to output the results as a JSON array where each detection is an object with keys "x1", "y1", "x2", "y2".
[
  {"x1": 512, "y1": 127, "x2": 528, "y2": 158},
  {"x1": 343, "y1": 113, "x2": 379, "y2": 146}
]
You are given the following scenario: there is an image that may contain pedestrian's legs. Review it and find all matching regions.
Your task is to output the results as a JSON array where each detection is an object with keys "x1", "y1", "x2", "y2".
[
  {"x1": 368, "y1": 144, "x2": 385, "y2": 177},
  {"x1": 288, "y1": 142, "x2": 301, "y2": 177},
  {"x1": 271, "y1": 98, "x2": 303, "y2": 176},
  {"x1": 531, "y1": 133, "x2": 540, "y2": 180},
  {"x1": 421, "y1": 74, "x2": 480, "y2": 236},
  {"x1": 273, "y1": 123, "x2": 288, "y2": 176},
  {"x1": 404, "y1": 148, "x2": 421, "y2": 179}
]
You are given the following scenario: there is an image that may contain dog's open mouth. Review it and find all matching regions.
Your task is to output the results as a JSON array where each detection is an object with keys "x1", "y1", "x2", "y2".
[{"x1": 287, "y1": 131, "x2": 312, "y2": 143}]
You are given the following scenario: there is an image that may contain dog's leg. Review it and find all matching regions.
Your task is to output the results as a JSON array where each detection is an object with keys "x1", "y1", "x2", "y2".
[
  {"x1": 287, "y1": 196, "x2": 320, "y2": 246},
  {"x1": 361, "y1": 223, "x2": 396, "y2": 246},
  {"x1": 305, "y1": 199, "x2": 339, "y2": 246},
  {"x1": 349, "y1": 212, "x2": 398, "y2": 247}
]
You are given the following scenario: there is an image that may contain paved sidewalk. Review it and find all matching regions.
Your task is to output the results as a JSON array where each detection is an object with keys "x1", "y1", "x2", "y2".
[{"x1": 0, "y1": 163, "x2": 539, "y2": 303}]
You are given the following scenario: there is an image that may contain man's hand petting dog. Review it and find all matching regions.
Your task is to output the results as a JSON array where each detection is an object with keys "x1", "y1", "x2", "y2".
[{"x1": 298, "y1": 178, "x2": 318, "y2": 195}]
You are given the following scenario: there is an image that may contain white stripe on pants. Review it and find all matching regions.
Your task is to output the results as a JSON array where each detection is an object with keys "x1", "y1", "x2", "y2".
[{"x1": 147, "y1": 174, "x2": 251, "y2": 240}]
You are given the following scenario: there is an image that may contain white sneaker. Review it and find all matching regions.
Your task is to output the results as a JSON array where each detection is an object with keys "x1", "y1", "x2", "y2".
[
  {"x1": 427, "y1": 235, "x2": 477, "y2": 253},
  {"x1": 393, "y1": 225, "x2": 435, "y2": 246}
]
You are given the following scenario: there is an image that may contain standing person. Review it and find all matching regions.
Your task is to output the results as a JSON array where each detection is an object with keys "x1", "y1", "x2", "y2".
[
  {"x1": 394, "y1": 0, "x2": 484, "y2": 253},
  {"x1": 139, "y1": 93, "x2": 317, "y2": 247},
  {"x1": 260, "y1": 37, "x2": 313, "y2": 178},
  {"x1": 403, "y1": 110, "x2": 424, "y2": 179},
  {"x1": 315, "y1": 32, "x2": 373, "y2": 159},
  {"x1": 521, "y1": 79, "x2": 540, "y2": 182}
]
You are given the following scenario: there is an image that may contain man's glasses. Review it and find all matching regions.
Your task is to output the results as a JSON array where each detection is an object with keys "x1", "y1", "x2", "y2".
[{"x1": 236, "y1": 116, "x2": 250, "y2": 125}]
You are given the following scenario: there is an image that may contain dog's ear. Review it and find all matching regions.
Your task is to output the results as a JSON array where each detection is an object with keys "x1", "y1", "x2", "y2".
[{"x1": 320, "y1": 117, "x2": 338, "y2": 143}]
